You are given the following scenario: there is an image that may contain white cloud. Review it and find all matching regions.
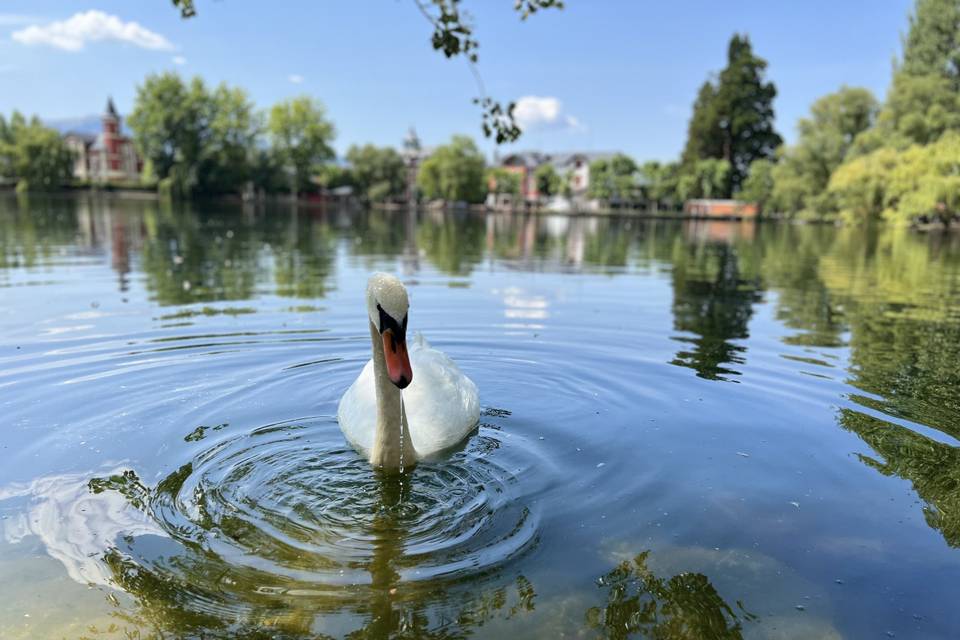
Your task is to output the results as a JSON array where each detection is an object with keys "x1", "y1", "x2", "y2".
[
  {"x1": 514, "y1": 96, "x2": 583, "y2": 132},
  {"x1": 172, "y1": 55, "x2": 187, "y2": 65},
  {"x1": 12, "y1": 10, "x2": 174, "y2": 52},
  {"x1": 288, "y1": 74, "x2": 304, "y2": 84}
]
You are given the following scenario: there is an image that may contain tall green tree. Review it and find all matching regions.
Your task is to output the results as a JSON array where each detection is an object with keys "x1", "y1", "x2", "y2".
[
  {"x1": 268, "y1": 97, "x2": 336, "y2": 195},
  {"x1": 681, "y1": 34, "x2": 781, "y2": 195},
  {"x1": 197, "y1": 85, "x2": 259, "y2": 194},
  {"x1": 345, "y1": 144, "x2": 406, "y2": 202},
  {"x1": 681, "y1": 82, "x2": 723, "y2": 165},
  {"x1": 130, "y1": 73, "x2": 260, "y2": 196},
  {"x1": 129, "y1": 73, "x2": 209, "y2": 193},
  {"x1": 856, "y1": 0, "x2": 960, "y2": 151},
  {"x1": 900, "y1": 0, "x2": 960, "y2": 86},
  {"x1": 417, "y1": 135, "x2": 486, "y2": 204}
]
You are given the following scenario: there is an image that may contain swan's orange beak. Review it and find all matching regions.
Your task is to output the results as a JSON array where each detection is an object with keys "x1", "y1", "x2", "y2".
[{"x1": 382, "y1": 328, "x2": 412, "y2": 389}]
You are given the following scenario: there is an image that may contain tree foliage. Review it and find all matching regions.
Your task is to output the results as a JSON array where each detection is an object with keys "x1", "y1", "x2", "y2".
[
  {"x1": 587, "y1": 154, "x2": 640, "y2": 202},
  {"x1": 850, "y1": 0, "x2": 960, "y2": 152},
  {"x1": 829, "y1": 132, "x2": 960, "y2": 225},
  {"x1": 129, "y1": 73, "x2": 259, "y2": 196},
  {"x1": 267, "y1": 97, "x2": 336, "y2": 194},
  {"x1": 417, "y1": 135, "x2": 486, "y2": 203},
  {"x1": 640, "y1": 161, "x2": 681, "y2": 209},
  {"x1": 770, "y1": 86, "x2": 878, "y2": 217},
  {"x1": 676, "y1": 158, "x2": 731, "y2": 201},
  {"x1": 534, "y1": 163, "x2": 563, "y2": 197},
  {"x1": 681, "y1": 82, "x2": 723, "y2": 164},
  {"x1": 345, "y1": 144, "x2": 406, "y2": 202},
  {"x1": 737, "y1": 158, "x2": 775, "y2": 211},
  {"x1": 0, "y1": 111, "x2": 74, "y2": 191},
  {"x1": 681, "y1": 35, "x2": 781, "y2": 195},
  {"x1": 486, "y1": 167, "x2": 522, "y2": 196},
  {"x1": 824, "y1": 0, "x2": 960, "y2": 224},
  {"x1": 900, "y1": 0, "x2": 960, "y2": 85}
]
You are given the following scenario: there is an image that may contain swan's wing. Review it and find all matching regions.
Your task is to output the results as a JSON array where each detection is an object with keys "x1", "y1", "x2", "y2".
[
  {"x1": 337, "y1": 359, "x2": 377, "y2": 456},
  {"x1": 405, "y1": 342, "x2": 480, "y2": 456}
]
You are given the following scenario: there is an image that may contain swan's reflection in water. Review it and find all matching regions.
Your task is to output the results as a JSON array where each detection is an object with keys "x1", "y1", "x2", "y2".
[{"x1": 95, "y1": 474, "x2": 538, "y2": 638}]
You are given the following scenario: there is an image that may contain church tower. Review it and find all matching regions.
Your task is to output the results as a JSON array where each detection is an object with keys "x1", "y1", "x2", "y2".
[{"x1": 102, "y1": 97, "x2": 121, "y2": 173}]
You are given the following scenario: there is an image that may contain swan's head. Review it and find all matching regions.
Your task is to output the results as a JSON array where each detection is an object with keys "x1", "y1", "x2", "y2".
[{"x1": 367, "y1": 272, "x2": 412, "y2": 389}]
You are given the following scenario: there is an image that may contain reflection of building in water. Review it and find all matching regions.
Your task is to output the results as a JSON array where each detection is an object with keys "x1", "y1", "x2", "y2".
[
  {"x1": 64, "y1": 98, "x2": 142, "y2": 184},
  {"x1": 684, "y1": 199, "x2": 758, "y2": 219},
  {"x1": 683, "y1": 219, "x2": 757, "y2": 244}
]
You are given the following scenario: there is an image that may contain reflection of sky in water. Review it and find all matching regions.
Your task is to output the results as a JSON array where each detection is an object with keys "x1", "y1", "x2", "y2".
[
  {"x1": 0, "y1": 468, "x2": 164, "y2": 587},
  {"x1": 502, "y1": 287, "x2": 549, "y2": 327}
]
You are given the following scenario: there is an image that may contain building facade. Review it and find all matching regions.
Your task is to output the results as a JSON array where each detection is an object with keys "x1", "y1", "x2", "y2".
[
  {"x1": 64, "y1": 98, "x2": 141, "y2": 184},
  {"x1": 498, "y1": 151, "x2": 619, "y2": 204}
]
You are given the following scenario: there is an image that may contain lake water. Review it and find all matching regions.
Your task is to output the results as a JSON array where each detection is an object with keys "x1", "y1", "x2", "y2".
[{"x1": 1, "y1": 195, "x2": 960, "y2": 639}]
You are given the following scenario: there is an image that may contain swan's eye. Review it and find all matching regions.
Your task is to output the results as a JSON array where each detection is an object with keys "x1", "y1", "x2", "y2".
[{"x1": 376, "y1": 303, "x2": 406, "y2": 339}]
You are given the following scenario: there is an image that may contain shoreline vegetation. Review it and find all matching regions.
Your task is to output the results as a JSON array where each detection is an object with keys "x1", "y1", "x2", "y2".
[{"x1": 1, "y1": 0, "x2": 957, "y2": 230}]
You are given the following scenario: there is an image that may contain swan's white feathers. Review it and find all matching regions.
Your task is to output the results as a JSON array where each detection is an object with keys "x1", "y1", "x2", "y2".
[{"x1": 338, "y1": 333, "x2": 480, "y2": 458}]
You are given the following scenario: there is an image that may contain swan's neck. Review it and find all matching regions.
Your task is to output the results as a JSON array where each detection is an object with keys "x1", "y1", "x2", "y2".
[{"x1": 369, "y1": 320, "x2": 417, "y2": 471}]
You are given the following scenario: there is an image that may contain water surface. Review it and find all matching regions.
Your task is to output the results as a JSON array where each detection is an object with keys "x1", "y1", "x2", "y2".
[{"x1": 2, "y1": 195, "x2": 960, "y2": 639}]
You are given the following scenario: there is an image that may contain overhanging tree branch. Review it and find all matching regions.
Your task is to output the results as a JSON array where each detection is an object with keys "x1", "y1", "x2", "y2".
[{"x1": 170, "y1": 0, "x2": 564, "y2": 144}]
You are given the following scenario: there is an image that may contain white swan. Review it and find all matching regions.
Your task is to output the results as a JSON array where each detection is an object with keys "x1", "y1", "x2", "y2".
[{"x1": 338, "y1": 273, "x2": 480, "y2": 471}]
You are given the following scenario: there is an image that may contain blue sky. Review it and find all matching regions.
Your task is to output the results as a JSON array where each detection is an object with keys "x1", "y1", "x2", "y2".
[{"x1": 0, "y1": 1, "x2": 915, "y2": 161}]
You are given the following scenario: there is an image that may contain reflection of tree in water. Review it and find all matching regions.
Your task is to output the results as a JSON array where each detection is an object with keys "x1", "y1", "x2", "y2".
[
  {"x1": 140, "y1": 203, "x2": 262, "y2": 305},
  {"x1": 86, "y1": 468, "x2": 536, "y2": 639},
  {"x1": 581, "y1": 218, "x2": 631, "y2": 268},
  {"x1": 140, "y1": 203, "x2": 337, "y2": 305},
  {"x1": 347, "y1": 208, "x2": 409, "y2": 260},
  {"x1": 820, "y1": 227, "x2": 960, "y2": 436},
  {"x1": 417, "y1": 211, "x2": 485, "y2": 276},
  {"x1": 269, "y1": 209, "x2": 336, "y2": 299},
  {"x1": 669, "y1": 241, "x2": 763, "y2": 381},
  {"x1": 840, "y1": 409, "x2": 960, "y2": 548},
  {"x1": 0, "y1": 194, "x2": 82, "y2": 270},
  {"x1": 586, "y1": 550, "x2": 752, "y2": 639},
  {"x1": 751, "y1": 224, "x2": 846, "y2": 348}
]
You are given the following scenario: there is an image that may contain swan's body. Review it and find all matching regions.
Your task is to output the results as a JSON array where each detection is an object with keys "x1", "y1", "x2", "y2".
[
  {"x1": 339, "y1": 333, "x2": 479, "y2": 459},
  {"x1": 337, "y1": 273, "x2": 480, "y2": 471}
]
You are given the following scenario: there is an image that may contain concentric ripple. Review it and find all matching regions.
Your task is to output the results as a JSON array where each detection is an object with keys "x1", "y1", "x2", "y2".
[{"x1": 125, "y1": 417, "x2": 541, "y2": 603}]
